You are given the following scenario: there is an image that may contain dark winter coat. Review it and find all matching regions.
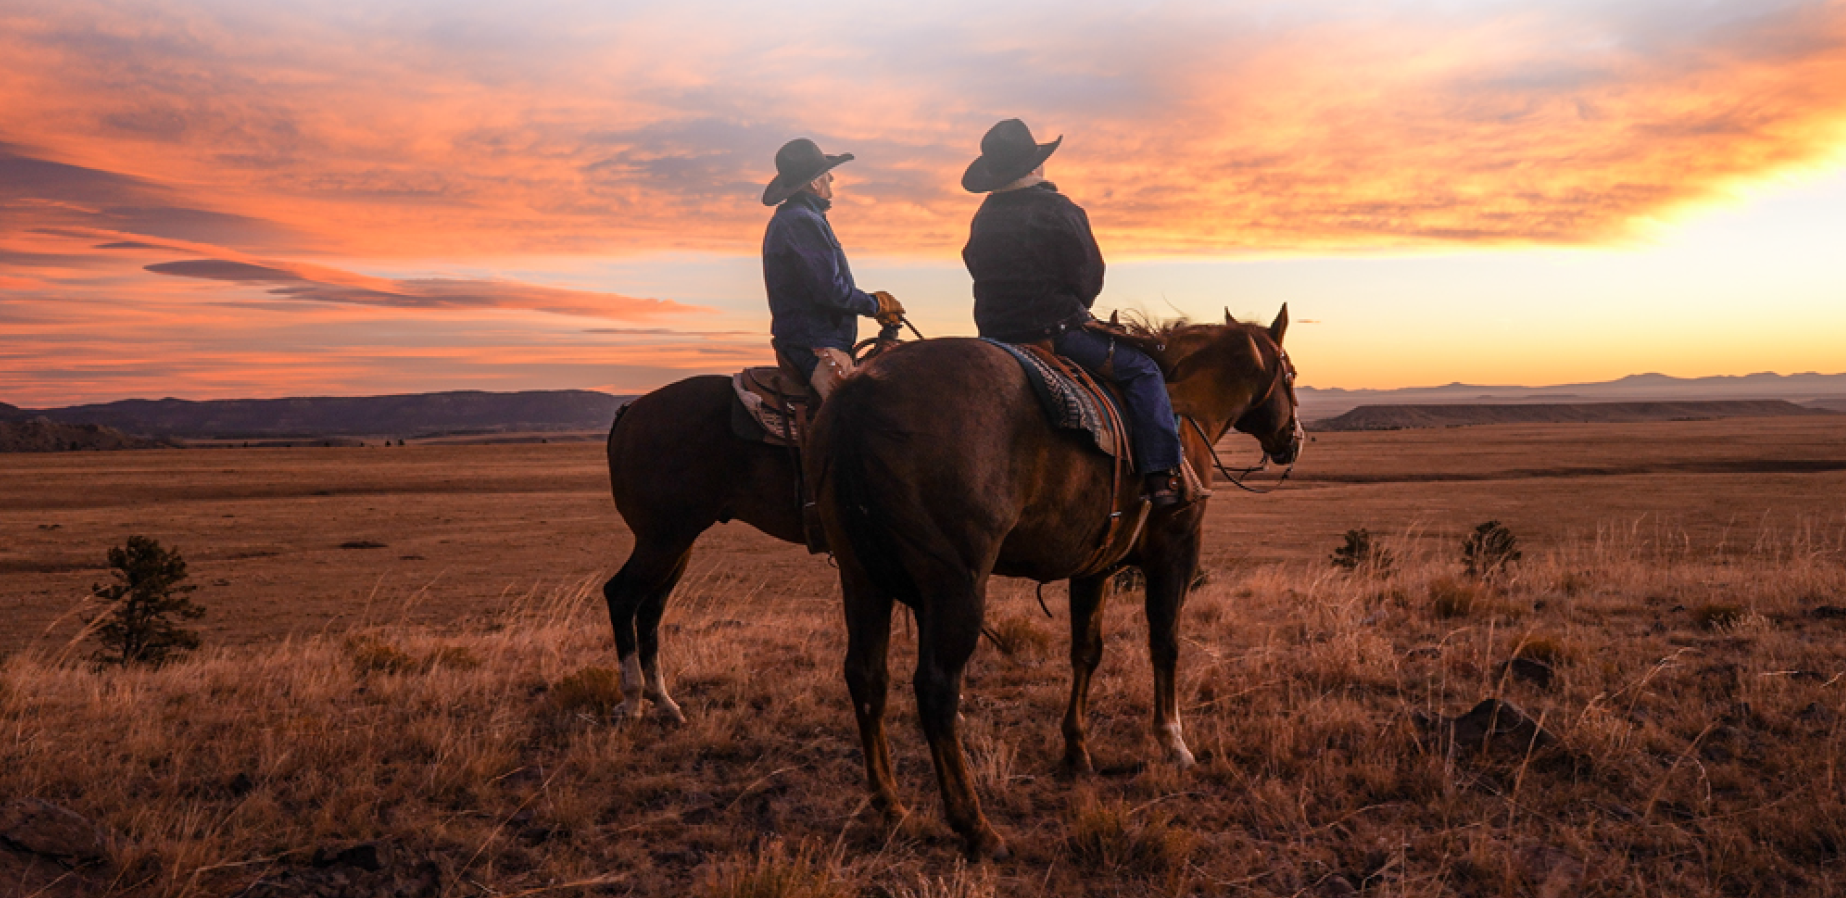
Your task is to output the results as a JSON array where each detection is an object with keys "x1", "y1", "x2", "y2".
[
  {"x1": 763, "y1": 192, "x2": 878, "y2": 352},
  {"x1": 962, "y1": 182, "x2": 1105, "y2": 343}
]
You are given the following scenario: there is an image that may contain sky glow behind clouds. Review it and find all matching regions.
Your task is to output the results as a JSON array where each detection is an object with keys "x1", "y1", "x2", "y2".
[{"x1": 2, "y1": 0, "x2": 1844, "y2": 404}]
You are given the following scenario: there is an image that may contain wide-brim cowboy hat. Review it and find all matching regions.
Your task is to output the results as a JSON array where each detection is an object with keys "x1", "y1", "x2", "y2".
[
  {"x1": 762, "y1": 138, "x2": 854, "y2": 206},
  {"x1": 961, "y1": 118, "x2": 1061, "y2": 193}
]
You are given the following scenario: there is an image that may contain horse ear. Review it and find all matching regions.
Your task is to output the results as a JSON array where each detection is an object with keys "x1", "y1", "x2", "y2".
[
  {"x1": 1109, "y1": 310, "x2": 1120, "y2": 326},
  {"x1": 1268, "y1": 303, "x2": 1289, "y2": 343},
  {"x1": 1223, "y1": 307, "x2": 1237, "y2": 325}
]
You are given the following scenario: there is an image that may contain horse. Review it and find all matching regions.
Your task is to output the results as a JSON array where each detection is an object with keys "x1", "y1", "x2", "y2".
[
  {"x1": 599, "y1": 331, "x2": 905, "y2": 721},
  {"x1": 599, "y1": 375, "x2": 806, "y2": 721},
  {"x1": 806, "y1": 307, "x2": 1301, "y2": 859}
]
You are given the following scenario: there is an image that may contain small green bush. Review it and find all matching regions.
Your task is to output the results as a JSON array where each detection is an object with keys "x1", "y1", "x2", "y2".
[
  {"x1": 1462, "y1": 521, "x2": 1522, "y2": 580},
  {"x1": 86, "y1": 535, "x2": 205, "y2": 667},
  {"x1": 1330, "y1": 528, "x2": 1395, "y2": 574}
]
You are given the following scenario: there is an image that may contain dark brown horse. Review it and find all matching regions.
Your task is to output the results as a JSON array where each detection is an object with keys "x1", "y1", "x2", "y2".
[
  {"x1": 806, "y1": 308, "x2": 1301, "y2": 859},
  {"x1": 600, "y1": 375, "x2": 810, "y2": 722}
]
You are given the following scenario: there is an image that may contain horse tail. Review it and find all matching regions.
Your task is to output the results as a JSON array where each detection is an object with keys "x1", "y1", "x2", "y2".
[{"x1": 817, "y1": 378, "x2": 935, "y2": 606}]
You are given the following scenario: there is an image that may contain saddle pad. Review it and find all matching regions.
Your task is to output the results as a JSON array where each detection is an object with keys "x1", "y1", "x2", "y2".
[
  {"x1": 982, "y1": 338, "x2": 1124, "y2": 459},
  {"x1": 731, "y1": 371, "x2": 802, "y2": 446}
]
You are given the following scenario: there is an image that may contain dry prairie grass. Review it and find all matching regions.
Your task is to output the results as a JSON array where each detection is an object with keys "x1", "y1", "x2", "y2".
[{"x1": 5, "y1": 521, "x2": 1845, "y2": 897}]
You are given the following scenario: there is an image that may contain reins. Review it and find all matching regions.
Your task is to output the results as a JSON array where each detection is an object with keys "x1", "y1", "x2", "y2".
[{"x1": 1187, "y1": 417, "x2": 1294, "y2": 495}]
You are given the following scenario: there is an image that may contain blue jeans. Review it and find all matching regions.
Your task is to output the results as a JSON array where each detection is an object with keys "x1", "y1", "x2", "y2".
[{"x1": 1053, "y1": 328, "x2": 1182, "y2": 474}]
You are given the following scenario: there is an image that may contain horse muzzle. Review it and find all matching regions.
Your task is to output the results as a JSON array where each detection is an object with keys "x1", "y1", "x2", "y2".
[{"x1": 1265, "y1": 419, "x2": 1304, "y2": 466}]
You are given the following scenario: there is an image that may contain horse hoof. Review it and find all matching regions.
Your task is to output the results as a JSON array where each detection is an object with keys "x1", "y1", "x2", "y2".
[
  {"x1": 1166, "y1": 745, "x2": 1197, "y2": 768},
  {"x1": 870, "y1": 796, "x2": 909, "y2": 821},
  {"x1": 654, "y1": 702, "x2": 688, "y2": 726},
  {"x1": 964, "y1": 831, "x2": 1009, "y2": 862},
  {"x1": 1060, "y1": 752, "x2": 1095, "y2": 777}
]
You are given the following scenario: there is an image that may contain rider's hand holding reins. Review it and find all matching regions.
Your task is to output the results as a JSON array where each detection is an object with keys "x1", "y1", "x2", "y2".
[{"x1": 872, "y1": 291, "x2": 905, "y2": 327}]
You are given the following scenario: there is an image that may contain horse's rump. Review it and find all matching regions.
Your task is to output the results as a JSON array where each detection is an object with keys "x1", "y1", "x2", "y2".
[{"x1": 811, "y1": 339, "x2": 1129, "y2": 592}]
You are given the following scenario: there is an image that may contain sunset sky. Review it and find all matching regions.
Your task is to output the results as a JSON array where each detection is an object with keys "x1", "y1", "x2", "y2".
[{"x1": 4, "y1": 0, "x2": 1845, "y2": 406}]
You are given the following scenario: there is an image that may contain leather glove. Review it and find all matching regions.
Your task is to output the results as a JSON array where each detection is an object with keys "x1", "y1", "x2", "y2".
[{"x1": 871, "y1": 290, "x2": 905, "y2": 327}]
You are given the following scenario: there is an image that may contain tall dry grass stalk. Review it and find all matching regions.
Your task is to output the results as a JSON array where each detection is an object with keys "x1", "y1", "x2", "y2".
[{"x1": 3, "y1": 525, "x2": 1844, "y2": 896}]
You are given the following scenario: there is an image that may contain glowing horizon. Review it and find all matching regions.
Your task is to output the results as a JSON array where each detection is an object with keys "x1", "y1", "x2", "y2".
[{"x1": 4, "y1": 0, "x2": 1846, "y2": 406}]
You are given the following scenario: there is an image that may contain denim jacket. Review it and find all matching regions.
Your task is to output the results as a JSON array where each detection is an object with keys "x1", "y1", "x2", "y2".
[{"x1": 763, "y1": 192, "x2": 878, "y2": 352}]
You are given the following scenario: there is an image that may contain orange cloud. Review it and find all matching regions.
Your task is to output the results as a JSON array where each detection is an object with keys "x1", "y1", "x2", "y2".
[{"x1": 4, "y1": 2, "x2": 1843, "y2": 262}]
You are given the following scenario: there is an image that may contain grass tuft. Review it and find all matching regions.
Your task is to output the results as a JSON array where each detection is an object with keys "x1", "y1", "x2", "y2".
[
  {"x1": 700, "y1": 840, "x2": 848, "y2": 898},
  {"x1": 983, "y1": 613, "x2": 1052, "y2": 658},
  {"x1": 1064, "y1": 796, "x2": 1195, "y2": 888},
  {"x1": 549, "y1": 664, "x2": 624, "y2": 716},
  {"x1": 1694, "y1": 602, "x2": 1747, "y2": 630},
  {"x1": 1429, "y1": 576, "x2": 1479, "y2": 619},
  {"x1": 345, "y1": 635, "x2": 416, "y2": 674}
]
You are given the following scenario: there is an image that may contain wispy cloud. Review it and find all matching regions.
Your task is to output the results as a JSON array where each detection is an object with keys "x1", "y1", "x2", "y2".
[{"x1": 143, "y1": 258, "x2": 699, "y2": 320}]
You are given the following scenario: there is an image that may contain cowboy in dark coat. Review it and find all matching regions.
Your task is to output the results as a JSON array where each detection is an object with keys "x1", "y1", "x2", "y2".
[
  {"x1": 761, "y1": 138, "x2": 903, "y2": 399},
  {"x1": 961, "y1": 119, "x2": 1187, "y2": 508}
]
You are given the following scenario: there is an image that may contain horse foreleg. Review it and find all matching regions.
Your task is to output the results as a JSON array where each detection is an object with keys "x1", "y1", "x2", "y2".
[
  {"x1": 603, "y1": 538, "x2": 693, "y2": 723},
  {"x1": 1143, "y1": 553, "x2": 1199, "y2": 767},
  {"x1": 915, "y1": 594, "x2": 1008, "y2": 861},
  {"x1": 1061, "y1": 574, "x2": 1110, "y2": 774},
  {"x1": 841, "y1": 570, "x2": 903, "y2": 818}
]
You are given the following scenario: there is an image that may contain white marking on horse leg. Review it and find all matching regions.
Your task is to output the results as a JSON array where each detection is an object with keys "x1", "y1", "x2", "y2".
[
  {"x1": 642, "y1": 659, "x2": 685, "y2": 724},
  {"x1": 611, "y1": 653, "x2": 646, "y2": 722},
  {"x1": 1157, "y1": 719, "x2": 1196, "y2": 768}
]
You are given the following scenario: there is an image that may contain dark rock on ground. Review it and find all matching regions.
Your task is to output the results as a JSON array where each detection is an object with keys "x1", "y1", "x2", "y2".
[
  {"x1": 0, "y1": 800, "x2": 120, "y2": 898},
  {"x1": 1498, "y1": 657, "x2": 1555, "y2": 689},
  {"x1": 241, "y1": 841, "x2": 441, "y2": 898},
  {"x1": 1419, "y1": 699, "x2": 1559, "y2": 755}
]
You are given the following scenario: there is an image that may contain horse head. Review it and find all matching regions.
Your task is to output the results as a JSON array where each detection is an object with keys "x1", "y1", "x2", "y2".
[{"x1": 1154, "y1": 305, "x2": 1303, "y2": 466}]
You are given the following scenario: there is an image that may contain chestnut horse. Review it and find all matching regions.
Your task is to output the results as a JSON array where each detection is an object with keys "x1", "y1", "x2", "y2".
[{"x1": 806, "y1": 308, "x2": 1301, "y2": 859}]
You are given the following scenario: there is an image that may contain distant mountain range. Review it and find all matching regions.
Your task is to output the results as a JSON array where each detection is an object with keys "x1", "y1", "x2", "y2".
[
  {"x1": 3, "y1": 370, "x2": 1843, "y2": 440},
  {"x1": 1311, "y1": 400, "x2": 1834, "y2": 432},
  {"x1": 1298, "y1": 371, "x2": 1846, "y2": 420},
  {"x1": 0, "y1": 391, "x2": 631, "y2": 440}
]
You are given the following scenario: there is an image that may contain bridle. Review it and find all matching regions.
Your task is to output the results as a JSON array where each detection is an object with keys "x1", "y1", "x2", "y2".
[{"x1": 1188, "y1": 338, "x2": 1302, "y2": 495}]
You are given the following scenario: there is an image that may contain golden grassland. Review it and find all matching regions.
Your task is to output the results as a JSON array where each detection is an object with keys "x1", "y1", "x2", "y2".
[{"x1": 3, "y1": 417, "x2": 1846, "y2": 896}]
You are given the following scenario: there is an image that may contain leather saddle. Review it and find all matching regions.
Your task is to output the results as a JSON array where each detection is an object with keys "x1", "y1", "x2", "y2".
[{"x1": 731, "y1": 364, "x2": 814, "y2": 448}]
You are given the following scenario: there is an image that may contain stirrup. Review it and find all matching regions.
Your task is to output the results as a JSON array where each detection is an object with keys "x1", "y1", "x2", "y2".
[{"x1": 1145, "y1": 471, "x2": 1183, "y2": 510}]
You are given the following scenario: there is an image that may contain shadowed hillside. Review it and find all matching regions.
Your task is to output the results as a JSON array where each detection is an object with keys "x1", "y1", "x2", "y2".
[
  {"x1": 9, "y1": 390, "x2": 632, "y2": 440},
  {"x1": 1311, "y1": 399, "x2": 1836, "y2": 431},
  {"x1": 0, "y1": 419, "x2": 168, "y2": 452}
]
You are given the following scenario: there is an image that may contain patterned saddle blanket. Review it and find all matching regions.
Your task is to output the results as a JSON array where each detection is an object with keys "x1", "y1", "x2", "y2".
[
  {"x1": 730, "y1": 366, "x2": 811, "y2": 447},
  {"x1": 982, "y1": 338, "x2": 1128, "y2": 462}
]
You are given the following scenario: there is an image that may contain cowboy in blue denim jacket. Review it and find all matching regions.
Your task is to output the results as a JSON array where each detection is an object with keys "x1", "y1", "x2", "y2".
[{"x1": 762, "y1": 139, "x2": 904, "y2": 399}]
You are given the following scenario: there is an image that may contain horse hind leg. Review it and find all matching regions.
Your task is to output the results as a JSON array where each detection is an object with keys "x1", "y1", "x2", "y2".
[
  {"x1": 914, "y1": 584, "x2": 1008, "y2": 861},
  {"x1": 841, "y1": 567, "x2": 904, "y2": 818},
  {"x1": 1061, "y1": 574, "x2": 1110, "y2": 774},
  {"x1": 602, "y1": 537, "x2": 693, "y2": 723},
  {"x1": 634, "y1": 550, "x2": 691, "y2": 723}
]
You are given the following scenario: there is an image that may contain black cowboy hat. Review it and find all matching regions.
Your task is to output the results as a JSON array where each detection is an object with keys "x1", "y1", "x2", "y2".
[
  {"x1": 961, "y1": 118, "x2": 1062, "y2": 193},
  {"x1": 762, "y1": 138, "x2": 854, "y2": 206}
]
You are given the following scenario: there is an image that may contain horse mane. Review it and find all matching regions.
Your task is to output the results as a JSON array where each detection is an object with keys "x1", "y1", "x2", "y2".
[{"x1": 1108, "y1": 312, "x2": 1261, "y2": 374}]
